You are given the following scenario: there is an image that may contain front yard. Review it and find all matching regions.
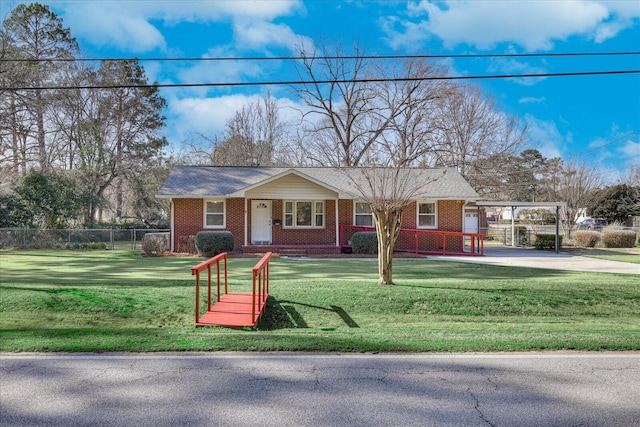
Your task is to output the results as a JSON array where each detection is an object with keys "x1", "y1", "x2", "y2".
[{"x1": 1, "y1": 250, "x2": 638, "y2": 352}]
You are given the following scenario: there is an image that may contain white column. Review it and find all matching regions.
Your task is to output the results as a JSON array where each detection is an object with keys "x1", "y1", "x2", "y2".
[{"x1": 244, "y1": 198, "x2": 248, "y2": 247}]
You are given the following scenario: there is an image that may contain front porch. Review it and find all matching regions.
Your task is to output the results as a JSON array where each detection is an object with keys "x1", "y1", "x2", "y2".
[{"x1": 242, "y1": 244, "x2": 341, "y2": 256}]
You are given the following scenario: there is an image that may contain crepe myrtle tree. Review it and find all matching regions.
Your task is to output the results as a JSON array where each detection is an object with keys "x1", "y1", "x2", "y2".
[{"x1": 344, "y1": 167, "x2": 445, "y2": 285}]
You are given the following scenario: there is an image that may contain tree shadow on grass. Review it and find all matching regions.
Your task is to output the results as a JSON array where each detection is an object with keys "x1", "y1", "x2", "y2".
[{"x1": 258, "y1": 297, "x2": 359, "y2": 330}]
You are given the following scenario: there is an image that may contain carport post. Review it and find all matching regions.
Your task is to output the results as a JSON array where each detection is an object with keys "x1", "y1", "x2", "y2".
[
  {"x1": 511, "y1": 206, "x2": 516, "y2": 247},
  {"x1": 555, "y1": 205, "x2": 560, "y2": 254}
]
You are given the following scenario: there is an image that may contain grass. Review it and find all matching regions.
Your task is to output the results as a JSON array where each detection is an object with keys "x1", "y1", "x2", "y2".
[
  {"x1": 1, "y1": 249, "x2": 639, "y2": 352},
  {"x1": 564, "y1": 247, "x2": 640, "y2": 264}
]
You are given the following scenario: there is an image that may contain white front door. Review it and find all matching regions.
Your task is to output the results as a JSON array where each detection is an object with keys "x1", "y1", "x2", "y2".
[
  {"x1": 464, "y1": 211, "x2": 479, "y2": 252},
  {"x1": 251, "y1": 200, "x2": 272, "y2": 244}
]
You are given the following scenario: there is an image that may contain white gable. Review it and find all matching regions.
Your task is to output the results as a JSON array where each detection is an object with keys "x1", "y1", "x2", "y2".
[{"x1": 245, "y1": 173, "x2": 338, "y2": 199}]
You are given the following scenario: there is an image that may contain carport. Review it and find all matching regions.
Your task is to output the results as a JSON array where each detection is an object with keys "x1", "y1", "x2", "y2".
[{"x1": 475, "y1": 201, "x2": 566, "y2": 254}]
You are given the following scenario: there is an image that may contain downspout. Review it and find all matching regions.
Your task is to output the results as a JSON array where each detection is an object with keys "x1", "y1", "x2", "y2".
[{"x1": 462, "y1": 200, "x2": 468, "y2": 253}]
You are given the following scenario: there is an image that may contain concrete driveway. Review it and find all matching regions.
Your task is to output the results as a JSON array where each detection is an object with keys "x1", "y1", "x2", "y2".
[
  {"x1": 428, "y1": 246, "x2": 639, "y2": 275},
  {"x1": 1, "y1": 353, "x2": 639, "y2": 426}
]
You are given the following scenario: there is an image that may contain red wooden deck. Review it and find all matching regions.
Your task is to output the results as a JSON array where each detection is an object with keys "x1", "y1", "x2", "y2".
[
  {"x1": 192, "y1": 252, "x2": 272, "y2": 329},
  {"x1": 196, "y1": 292, "x2": 268, "y2": 328}
]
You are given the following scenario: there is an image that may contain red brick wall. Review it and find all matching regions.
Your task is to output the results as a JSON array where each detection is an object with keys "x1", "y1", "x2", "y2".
[
  {"x1": 172, "y1": 198, "x2": 465, "y2": 253},
  {"x1": 173, "y1": 198, "x2": 244, "y2": 252},
  {"x1": 270, "y1": 199, "x2": 336, "y2": 245}
]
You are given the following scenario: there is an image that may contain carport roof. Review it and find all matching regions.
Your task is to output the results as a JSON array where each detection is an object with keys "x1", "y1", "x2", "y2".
[{"x1": 475, "y1": 201, "x2": 566, "y2": 208}]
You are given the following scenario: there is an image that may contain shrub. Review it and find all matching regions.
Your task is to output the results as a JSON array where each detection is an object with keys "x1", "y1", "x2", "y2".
[
  {"x1": 601, "y1": 230, "x2": 636, "y2": 248},
  {"x1": 179, "y1": 235, "x2": 197, "y2": 254},
  {"x1": 533, "y1": 234, "x2": 563, "y2": 250},
  {"x1": 195, "y1": 231, "x2": 234, "y2": 258},
  {"x1": 574, "y1": 231, "x2": 600, "y2": 248},
  {"x1": 352, "y1": 231, "x2": 378, "y2": 254},
  {"x1": 142, "y1": 233, "x2": 168, "y2": 256}
]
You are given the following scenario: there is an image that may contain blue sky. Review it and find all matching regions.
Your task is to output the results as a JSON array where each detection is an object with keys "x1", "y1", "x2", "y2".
[{"x1": 4, "y1": 0, "x2": 639, "y2": 180}]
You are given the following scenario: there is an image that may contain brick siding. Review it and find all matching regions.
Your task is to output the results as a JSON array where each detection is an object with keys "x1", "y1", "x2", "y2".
[{"x1": 172, "y1": 197, "x2": 465, "y2": 254}]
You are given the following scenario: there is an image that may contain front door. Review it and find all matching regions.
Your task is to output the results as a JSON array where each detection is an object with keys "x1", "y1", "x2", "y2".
[
  {"x1": 464, "y1": 211, "x2": 479, "y2": 252},
  {"x1": 251, "y1": 200, "x2": 272, "y2": 244}
]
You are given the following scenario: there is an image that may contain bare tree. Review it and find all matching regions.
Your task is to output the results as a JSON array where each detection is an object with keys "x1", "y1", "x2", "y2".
[
  {"x1": 293, "y1": 43, "x2": 398, "y2": 167},
  {"x1": 547, "y1": 161, "x2": 602, "y2": 235},
  {"x1": 344, "y1": 167, "x2": 445, "y2": 285},
  {"x1": 1, "y1": 3, "x2": 78, "y2": 172},
  {"x1": 293, "y1": 44, "x2": 450, "y2": 284},
  {"x1": 623, "y1": 164, "x2": 640, "y2": 221},
  {"x1": 374, "y1": 58, "x2": 451, "y2": 166},
  {"x1": 195, "y1": 93, "x2": 286, "y2": 166},
  {"x1": 432, "y1": 84, "x2": 527, "y2": 197}
]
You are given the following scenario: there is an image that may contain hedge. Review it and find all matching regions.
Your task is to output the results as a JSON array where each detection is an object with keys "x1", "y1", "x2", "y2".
[
  {"x1": 352, "y1": 231, "x2": 378, "y2": 254},
  {"x1": 601, "y1": 230, "x2": 636, "y2": 248},
  {"x1": 574, "y1": 231, "x2": 600, "y2": 248},
  {"x1": 533, "y1": 234, "x2": 563, "y2": 250},
  {"x1": 195, "y1": 231, "x2": 234, "y2": 258}
]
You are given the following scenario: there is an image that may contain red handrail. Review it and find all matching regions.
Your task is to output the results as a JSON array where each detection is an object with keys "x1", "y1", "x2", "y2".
[
  {"x1": 191, "y1": 252, "x2": 228, "y2": 324},
  {"x1": 339, "y1": 225, "x2": 485, "y2": 256},
  {"x1": 252, "y1": 252, "x2": 272, "y2": 323}
]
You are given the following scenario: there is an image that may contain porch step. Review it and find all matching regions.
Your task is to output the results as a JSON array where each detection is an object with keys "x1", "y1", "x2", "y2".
[{"x1": 277, "y1": 247, "x2": 308, "y2": 257}]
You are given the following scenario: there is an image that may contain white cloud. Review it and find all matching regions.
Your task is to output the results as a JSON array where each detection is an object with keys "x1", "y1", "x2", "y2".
[
  {"x1": 519, "y1": 97, "x2": 546, "y2": 104},
  {"x1": 383, "y1": 0, "x2": 639, "y2": 51},
  {"x1": 165, "y1": 93, "x2": 308, "y2": 144},
  {"x1": 619, "y1": 140, "x2": 640, "y2": 158},
  {"x1": 56, "y1": 0, "x2": 305, "y2": 53},
  {"x1": 524, "y1": 114, "x2": 566, "y2": 159},
  {"x1": 488, "y1": 58, "x2": 548, "y2": 86},
  {"x1": 61, "y1": 2, "x2": 166, "y2": 52},
  {"x1": 233, "y1": 19, "x2": 313, "y2": 52}
]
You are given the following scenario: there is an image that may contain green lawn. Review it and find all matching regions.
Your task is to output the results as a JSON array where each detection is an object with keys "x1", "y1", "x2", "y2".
[
  {"x1": 564, "y1": 247, "x2": 640, "y2": 264},
  {"x1": 1, "y1": 250, "x2": 639, "y2": 352}
]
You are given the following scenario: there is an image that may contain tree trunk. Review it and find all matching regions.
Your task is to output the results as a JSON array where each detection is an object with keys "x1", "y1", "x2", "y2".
[
  {"x1": 35, "y1": 89, "x2": 48, "y2": 171},
  {"x1": 373, "y1": 208, "x2": 403, "y2": 285}
]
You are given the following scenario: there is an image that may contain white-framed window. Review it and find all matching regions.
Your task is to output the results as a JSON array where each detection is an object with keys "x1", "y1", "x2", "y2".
[
  {"x1": 204, "y1": 200, "x2": 225, "y2": 228},
  {"x1": 354, "y1": 201, "x2": 374, "y2": 227},
  {"x1": 284, "y1": 200, "x2": 325, "y2": 228},
  {"x1": 417, "y1": 200, "x2": 437, "y2": 229}
]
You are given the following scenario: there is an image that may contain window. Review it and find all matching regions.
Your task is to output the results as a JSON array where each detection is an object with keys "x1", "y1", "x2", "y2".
[
  {"x1": 354, "y1": 201, "x2": 374, "y2": 226},
  {"x1": 284, "y1": 200, "x2": 325, "y2": 228},
  {"x1": 204, "y1": 200, "x2": 225, "y2": 228},
  {"x1": 417, "y1": 201, "x2": 437, "y2": 228}
]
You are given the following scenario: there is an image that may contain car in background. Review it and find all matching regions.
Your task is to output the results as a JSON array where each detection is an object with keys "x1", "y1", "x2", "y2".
[{"x1": 576, "y1": 218, "x2": 607, "y2": 231}]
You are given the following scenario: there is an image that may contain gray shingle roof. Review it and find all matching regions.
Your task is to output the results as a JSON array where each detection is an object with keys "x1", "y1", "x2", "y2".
[{"x1": 157, "y1": 166, "x2": 479, "y2": 200}]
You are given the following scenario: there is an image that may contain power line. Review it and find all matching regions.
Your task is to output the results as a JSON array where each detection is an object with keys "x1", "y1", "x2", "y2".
[
  {"x1": 5, "y1": 69, "x2": 639, "y2": 91},
  {"x1": 2, "y1": 51, "x2": 639, "y2": 63}
]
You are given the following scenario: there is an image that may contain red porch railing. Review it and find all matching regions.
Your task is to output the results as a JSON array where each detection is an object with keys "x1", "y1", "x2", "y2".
[
  {"x1": 339, "y1": 225, "x2": 485, "y2": 256},
  {"x1": 251, "y1": 251, "x2": 271, "y2": 322},
  {"x1": 191, "y1": 252, "x2": 272, "y2": 328}
]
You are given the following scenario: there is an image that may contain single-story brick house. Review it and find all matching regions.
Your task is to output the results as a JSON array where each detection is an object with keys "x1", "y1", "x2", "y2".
[{"x1": 157, "y1": 166, "x2": 483, "y2": 255}]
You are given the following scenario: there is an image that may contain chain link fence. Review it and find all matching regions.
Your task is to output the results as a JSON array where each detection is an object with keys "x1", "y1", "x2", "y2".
[{"x1": 0, "y1": 228, "x2": 169, "y2": 250}]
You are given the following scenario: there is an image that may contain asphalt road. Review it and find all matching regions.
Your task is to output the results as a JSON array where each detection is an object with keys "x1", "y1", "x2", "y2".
[{"x1": 1, "y1": 353, "x2": 639, "y2": 426}]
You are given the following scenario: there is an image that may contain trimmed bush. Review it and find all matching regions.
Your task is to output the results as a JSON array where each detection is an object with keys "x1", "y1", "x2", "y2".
[
  {"x1": 142, "y1": 233, "x2": 168, "y2": 256},
  {"x1": 601, "y1": 230, "x2": 636, "y2": 248},
  {"x1": 574, "y1": 231, "x2": 600, "y2": 248},
  {"x1": 195, "y1": 231, "x2": 234, "y2": 258},
  {"x1": 352, "y1": 231, "x2": 378, "y2": 254},
  {"x1": 533, "y1": 234, "x2": 563, "y2": 250},
  {"x1": 179, "y1": 235, "x2": 197, "y2": 254}
]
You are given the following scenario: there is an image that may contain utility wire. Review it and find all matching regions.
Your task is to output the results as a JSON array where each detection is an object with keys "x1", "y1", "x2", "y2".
[
  {"x1": 2, "y1": 51, "x2": 639, "y2": 62},
  {"x1": 5, "y1": 69, "x2": 640, "y2": 91}
]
